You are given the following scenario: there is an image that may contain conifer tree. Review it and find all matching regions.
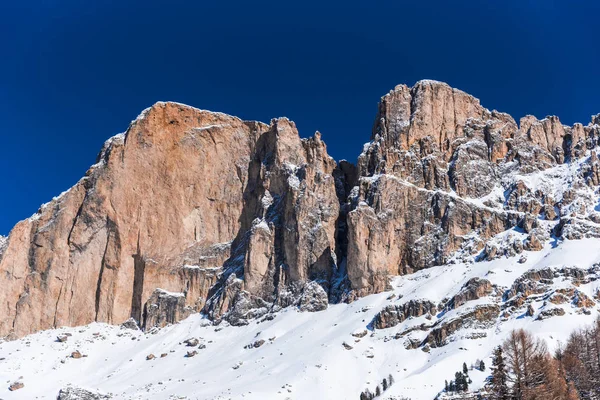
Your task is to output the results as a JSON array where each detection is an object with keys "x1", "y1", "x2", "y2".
[
  {"x1": 489, "y1": 346, "x2": 509, "y2": 400},
  {"x1": 455, "y1": 371, "x2": 469, "y2": 392}
]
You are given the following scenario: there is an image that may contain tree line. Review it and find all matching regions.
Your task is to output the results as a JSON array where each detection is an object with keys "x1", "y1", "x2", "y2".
[{"x1": 488, "y1": 316, "x2": 600, "y2": 400}]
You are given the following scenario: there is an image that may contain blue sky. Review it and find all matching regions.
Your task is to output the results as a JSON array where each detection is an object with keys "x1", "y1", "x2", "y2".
[{"x1": 1, "y1": 0, "x2": 600, "y2": 234}]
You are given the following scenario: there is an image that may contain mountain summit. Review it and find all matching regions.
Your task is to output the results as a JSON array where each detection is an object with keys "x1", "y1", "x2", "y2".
[{"x1": 1, "y1": 80, "x2": 600, "y2": 340}]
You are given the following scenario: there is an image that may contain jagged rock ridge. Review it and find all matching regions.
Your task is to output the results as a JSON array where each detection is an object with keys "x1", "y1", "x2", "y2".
[{"x1": 1, "y1": 80, "x2": 600, "y2": 338}]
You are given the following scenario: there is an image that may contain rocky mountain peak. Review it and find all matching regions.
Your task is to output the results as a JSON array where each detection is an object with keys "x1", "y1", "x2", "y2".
[{"x1": 2, "y1": 81, "x2": 600, "y2": 339}]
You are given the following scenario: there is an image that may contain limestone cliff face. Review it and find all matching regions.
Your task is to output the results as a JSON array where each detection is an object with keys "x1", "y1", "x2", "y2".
[
  {"x1": 0, "y1": 102, "x2": 338, "y2": 338},
  {"x1": 2, "y1": 81, "x2": 600, "y2": 338},
  {"x1": 346, "y1": 80, "x2": 600, "y2": 297}
]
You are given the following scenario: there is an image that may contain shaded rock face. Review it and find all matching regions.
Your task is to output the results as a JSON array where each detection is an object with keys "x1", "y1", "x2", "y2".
[{"x1": 2, "y1": 81, "x2": 600, "y2": 338}]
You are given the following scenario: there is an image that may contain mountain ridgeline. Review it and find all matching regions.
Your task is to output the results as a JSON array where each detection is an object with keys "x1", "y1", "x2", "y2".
[{"x1": 2, "y1": 80, "x2": 600, "y2": 339}]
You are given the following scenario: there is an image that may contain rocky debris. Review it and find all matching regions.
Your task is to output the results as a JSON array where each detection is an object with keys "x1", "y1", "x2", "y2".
[
  {"x1": 351, "y1": 330, "x2": 368, "y2": 338},
  {"x1": 424, "y1": 305, "x2": 500, "y2": 348},
  {"x1": 404, "y1": 338, "x2": 422, "y2": 349},
  {"x1": 448, "y1": 278, "x2": 493, "y2": 309},
  {"x1": 526, "y1": 304, "x2": 535, "y2": 317},
  {"x1": 3, "y1": 82, "x2": 600, "y2": 339},
  {"x1": 505, "y1": 268, "x2": 555, "y2": 303},
  {"x1": 71, "y1": 350, "x2": 83, "y2": 359},
  {"x1": 505, "y1": 267, "x2": 600, "y2": 312},
  {"x1": 342, "y1": 342, "x2": 353, "y2": 350},
  {"x1": 57, "y1": 386, "x2": 112, "y2": 399},
  {"x1": 548, "y1": 293, "x2": 570, "y2": 304},
  {"x1": 8, "y1": 381, "x2": 24, "y2": 391},
  {"x1": 186, "y1": 350, "x2": 198, "y2": 358},
  {"x1": 146, "y1": 354, "x2": 155, "y2": 360},
  {"x1": 184, "y1": 337, "x2": 199, "y2": 347},
  {"x1": 573, "y1": 290, "x2": 595, "y2": 308},
  {"x1": 57, "y1": 335, "x2": 69, "y2": 343},
  {"x1": 232, "y1": 361, "x2": 243, "y2": 369},
  {"x1": 160, "y1": 353, "x2": 168, "y2": 358},
  {"x1": 372, "y1": 299, "x2": 437, "y2": 329},
  {"x1": 244, "y1": 339, "x2": 265, "y2": 349},
  {"x1": 120, "y1": 318, "x2": 139, "y2": 330},
  {"x1": 537, "y1": 308, "x2": 566, "y2": 320},
  {"x1": 297, "y1": 281, "x2": 329, "y2": 312}
]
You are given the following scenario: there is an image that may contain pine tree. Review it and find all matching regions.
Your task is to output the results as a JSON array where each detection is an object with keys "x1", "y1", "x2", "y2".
[
  {"x1": 489, "y1": 346, "x2": 510, "y2": 400},
  {"x1": 445, "y1": 380, "x2": 449, "y2": 392},
  {"x1": 449, "y1": 380, "x2": 456, "y2": 392},
  {"x1": 388, "y1": 374, "x2": 394, "y2": 387},
  {"x1": 382, "y1": 378, "x2": 388, "y2": 391},
  {"x1": 375, "y1": 385, "x2": 381, "y2": 396},
  {"x1": 463, "y1": 362, "x2": 469, "y2": 375},
  {"x1": 480, "y1": 360, "x2": 486, "y2": 371},
  {"x1": 455, "y1": 371, "x2": 469, "y2": 392}
]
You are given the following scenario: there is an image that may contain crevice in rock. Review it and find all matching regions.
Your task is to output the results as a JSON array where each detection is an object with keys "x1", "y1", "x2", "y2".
[
  {"x1": 330, "y1": 160, "x2": 357, "y2": 301},
  {"x1": 130, "y1": 232, "x2": 146, "y2": 324},
  {"x1": 94, "y1": 219, "x2": 112, "y2": 321}
]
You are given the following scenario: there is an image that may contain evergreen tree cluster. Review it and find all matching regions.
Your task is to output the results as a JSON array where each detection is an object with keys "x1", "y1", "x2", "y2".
[
  {"x1": 444, "y1": 362, "x2": 471, "y2": 393},
  {"x1": 359, "y1": 373, "x2": 395, "y2": 400}
]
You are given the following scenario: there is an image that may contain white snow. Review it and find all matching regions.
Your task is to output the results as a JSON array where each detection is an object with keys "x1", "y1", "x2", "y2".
[
  {"x1": 155, "y1": 289, "x2": 185, "y2": 298},
  {"x1": 261, "y1": 190, "x2": 274, "y2": 209},
  {"x1": 1, "y1": 239, "x2": 599, "y2": 399}
]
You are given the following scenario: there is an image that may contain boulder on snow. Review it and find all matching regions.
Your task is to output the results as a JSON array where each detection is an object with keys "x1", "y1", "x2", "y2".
[
  {"x1": 298, "y1": 281, "x2": 329, "y2": 312},
  {"x1": 184, "y1": 337, "x2": 199, "y2": 347},
  {"x1": 120, "y1": 318, "x2": 139, "y2": 330},
  {"x1": 8, "y1": 381, "x2": 24, "y2": 391},
  {"x1": 57, "y1": 335, "x2": 69, "y2": 343},
  {"x1": 71, "y1": 350, "x2": 83, "y2": 359}
]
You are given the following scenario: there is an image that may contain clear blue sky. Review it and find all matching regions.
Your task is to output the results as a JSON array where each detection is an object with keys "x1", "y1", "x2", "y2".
[{"x1": 1, "y1": 0, "x2": 599, "y2": 234}]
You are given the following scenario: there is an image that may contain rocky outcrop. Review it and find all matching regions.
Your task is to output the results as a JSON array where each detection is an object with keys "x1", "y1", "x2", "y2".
[
  {"x1": 448, "y1": 278, "x2": 493, "y2": 309},
  {"x1": 142, "y1": 289, "x2": 190, "y2": 330},
  {"x1": 2, "y1": 80, "x2": 600, "y2": 338},
  {"x1": 372, "y1": 299, "x2": 437, "y2": 329},
  {"x1": 57, "y1": 386, "x2": 112, "y2": 399},
  {"x1": 424, "y1": 304, "x2": 500, "y2": 347}
]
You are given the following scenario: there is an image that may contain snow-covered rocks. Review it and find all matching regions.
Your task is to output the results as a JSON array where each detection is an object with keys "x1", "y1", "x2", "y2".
[
  {"x1": 57, "y1": 386, "x2": 111, "y2": 399},
  {"x1": 0, "y1": 239, "x2": 599, "y2": 399}
]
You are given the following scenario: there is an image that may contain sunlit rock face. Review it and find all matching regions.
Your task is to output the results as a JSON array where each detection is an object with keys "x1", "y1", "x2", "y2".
[{"x1": 2, "y1": 81, "x2": 600, "y2": 338}]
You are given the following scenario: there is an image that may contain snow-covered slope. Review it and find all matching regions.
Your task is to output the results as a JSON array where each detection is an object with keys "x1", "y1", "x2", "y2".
[{"x1": 1, "y1": 239, "x2": 599, "y2": 400}]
